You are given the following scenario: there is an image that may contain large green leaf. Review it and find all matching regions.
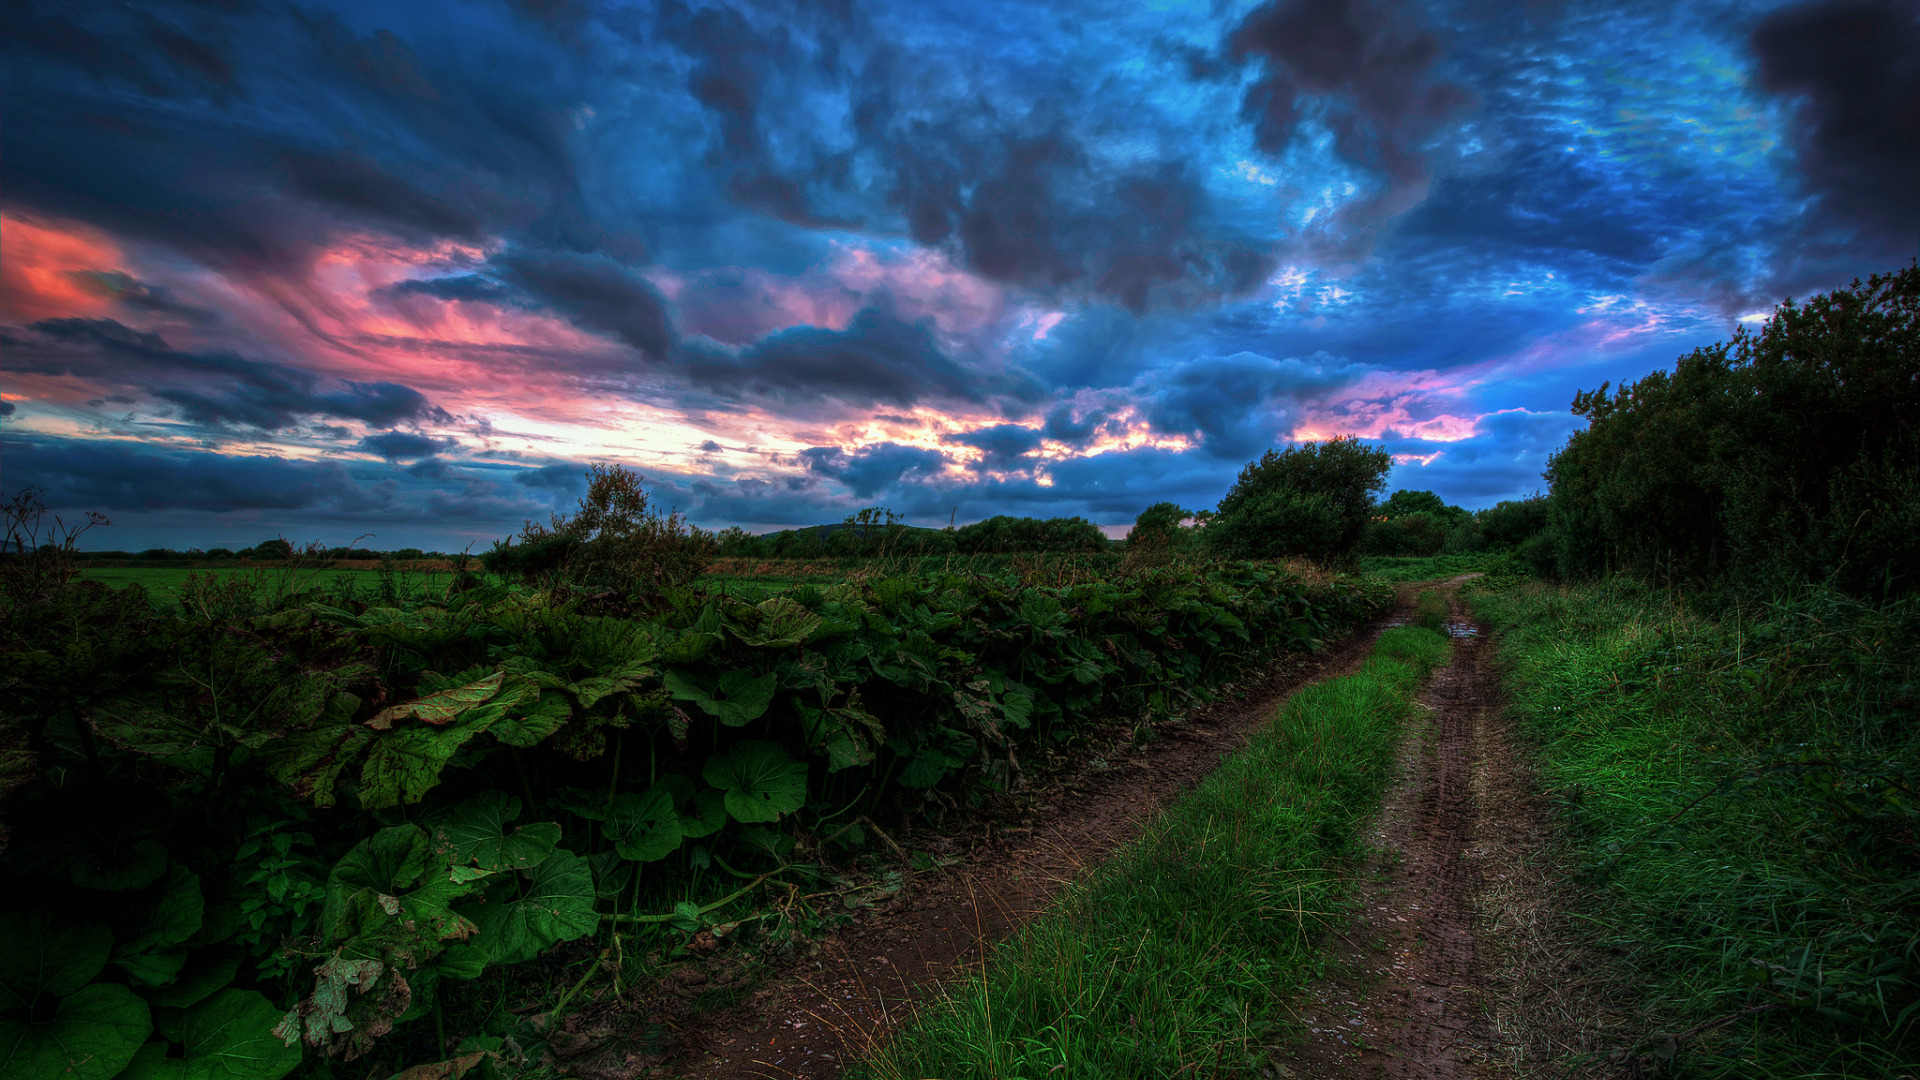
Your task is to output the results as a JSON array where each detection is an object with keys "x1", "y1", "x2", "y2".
[
  {"x1": 654, "y1": 775, "x2": 726, "y2": 839},
  {"x1": 260, "y1": 722, "x2": 371, "y2": 808},
  {"x1": 0, "y1": 913, "x2": 111, "y2": 1011},
  {"x1": 462, "y1": 851, "x2": 597, "y2": 966},
  {"x1": 735, "y1": 597, "x2": 824, "y2": 647},
  {"x1": 0, "y1": 983, "x2": 151, "y2": 1080},
  {"x1": 702, "y1": 741, "x2": 807, "y2": 823},
  {"x1": 122, "y1": 864, "x2": 205, "y2": 954},
  {"x1": 567, "y1": 664, "x2": 653, "y2": 711},
  {"x1": 124, "y1": 988, "x2": 303, "y2": 1080},
  {"x1": 368, "y1": 672, "x2": 504, "y2": 730},
  {"x1": 324, "y1": 827, "x2": 476, "y2": 956},
  {"x1": 69, "y1": 837, "x2": 169, "y2": 892},
  {"x1": 429, "y1": 792, "x2": 559, "y2": 873},
  {"x1": 148, "y1": 949, "x2": 243, "y2": 1011},
  {"x1": 359, "y1": 718, "x2": 493, "y2": 810},
  {"x1": 664, "y1": 669, "x2": 776, "y2": 727},
  {"x1": 112, "y1": 864, "x2": 204, "y2": 987},
  {"x1": 484, "y1": 690, "x2": 572, "y2": 749},
  {"x1": 328, "y1": 826, "x2": 428, "y2": 901},
  {"x1": 603, "y1": 789, "x2": 682, "y2": 862}
]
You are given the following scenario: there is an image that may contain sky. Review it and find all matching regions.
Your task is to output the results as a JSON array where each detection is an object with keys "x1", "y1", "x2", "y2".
[{"x1": 2, "y1": 0, "x2": 1916, "y2": 552}]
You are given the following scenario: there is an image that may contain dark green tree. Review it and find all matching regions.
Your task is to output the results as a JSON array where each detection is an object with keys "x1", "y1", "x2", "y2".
[
  {"x1": 1544, "y1": 263, "x2": 1920, "y2": 594},
  {"x1": 1209, "y1": 437, "x2": 1392, "y2": 561}
]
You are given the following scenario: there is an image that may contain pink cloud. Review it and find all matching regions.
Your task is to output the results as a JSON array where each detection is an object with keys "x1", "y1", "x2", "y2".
[{"x1": 0, "y1": 212, "x2": 122, "y2": 322}]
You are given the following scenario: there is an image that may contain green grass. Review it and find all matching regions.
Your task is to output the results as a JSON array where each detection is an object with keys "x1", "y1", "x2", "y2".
[
  {"x1": 1413, "y1": 589, "x2": 1448, "y2": 631},
  {"x1": 78, "y1": 565, "x2": 488, "y2": 606},
  {"x1": 1359, "y1": 551, "x2": 1497, "y2": 581},
  {"x1": 854, "y1": 624, "x2": 1450, "y2": 1079},
  {"x1": 1473, "y1": 582, "x2": 1920, "y2": 1077}
]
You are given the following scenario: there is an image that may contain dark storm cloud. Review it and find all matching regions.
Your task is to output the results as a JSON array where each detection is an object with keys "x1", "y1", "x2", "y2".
[
  {"x1": 1141, "y1": 351, "x2": 1362, "y2": 460},
  {"x1": 3, "y1": 436, "x2": 576, "y2": 543},
  {"x1": 279, "y1": 152, "x2": 485, "y2": 241},
  {"x1": 66, "y1": 270, "x2": 219, "y2": 325},
  {"x1": 512, "y1": 463, "x2": 589, "y2": 494},
  {"x1": 1225, "y1": 0, "x2": 1474, "y2": 235},
  {"x1": 1750, "y1": 0, "x2": 1920, "y2": 249},
  {"x1": 679, "y1": 305, "x2": 988, "y2": 407},
  {"x1": 358, "y1": 430, "x2": 457, "y2": 461},
  {"x1": 0, "y1": 1, "x2": 602, "y2": 280},
  {"x1": 686, "y1": 475, "x2": 826, "y2": 526},
  {"x1": 833, "y1": 445, "x2": 1239, "y2": 525},
  {"x1": 1041, "y1": 403, "x2": 1118, "y2": 446},
  {"x1": 656, "y1": 5, "x2": 1275, "y2": 314},
  {"x1": 950, "y1": 424, "x2": 1045, "y2": 469},
  {"x1": 4, "y1": 317, "x2": 447, "y2": 431},
  {"x1": 801, "y1": 442, "x2": 951, "y2": 498},
  {"x1": 1386, "y1": 409, "x2": 1583, "y2": 504},
  {"x1": 495, "y1": 252, "x2": 674, "y2": 357},
  {"x1": 381, "y1": 275, "x2": 518, "y2": 304},
  {"x1": 3, "y1": 436, "x2": 357, "y2": 513}
]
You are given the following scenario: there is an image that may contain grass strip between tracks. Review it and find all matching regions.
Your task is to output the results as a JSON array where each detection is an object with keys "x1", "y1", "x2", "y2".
[{"x1": 852, "y1": 622, "x2": 1451, "y2": 1079}]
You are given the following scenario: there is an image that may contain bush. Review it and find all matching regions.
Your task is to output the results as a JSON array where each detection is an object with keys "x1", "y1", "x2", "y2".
[
  {"x1": 1210, "y1": 437, "x2": 1391, "y2": 561},
  {"x1": 1476, "y1": 496, "x2": 1550, "y2": 550},
  {"x1": 1546, "y1": 264, "x2": 1920, "y2": 594},
  {"x1": 951, "y1": 515, "x2": 1108, "y2": 554},
  {"x1": 482, "y1": 464, "x2": 713, "y2": 606},
  {"x1": 1359, "y1": 512, "x2": 1449, "y2": 556}
]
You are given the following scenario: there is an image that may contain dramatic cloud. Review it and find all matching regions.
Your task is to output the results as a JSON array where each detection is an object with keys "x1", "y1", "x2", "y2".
[
  {"x1": 680, "y1": 304, "x2": 993, "y2": 407},
  {"x1": 802, "y1": 442, "x2": 952, "y2": 499},
  {"x1": 3, "y1": 0, "x2": 1915, "y2": 549},
  {"x1": 1750, "y1": 0, "x2": 1920, "y2": 251},
  {"x1": 1227, "y1": 0, "x2": 1474, "y2": 241},
  {"x1": 358, "y1": 431, "x2": 457, "y2": 461},
  {"x1": 4, "y1": 317, "x2": 447, "y2": 431}
]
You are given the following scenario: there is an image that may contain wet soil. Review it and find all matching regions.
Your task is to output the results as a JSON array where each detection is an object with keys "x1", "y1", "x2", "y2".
[
  {"x1": 650, "y1": 598, "x2": 1418, "y2": 1080},
  {"x1": 1273, "y1": 581, "x2": 1578, "y2": 1079}
]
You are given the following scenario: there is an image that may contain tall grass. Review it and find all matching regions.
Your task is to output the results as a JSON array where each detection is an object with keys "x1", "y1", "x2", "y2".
[
  {"x1": 1474, "y1": 582, "x2": 1920, "y2": 1077},
  {"x1": 855, "y1": 625, "x2": 1450, "y2": 1078}
]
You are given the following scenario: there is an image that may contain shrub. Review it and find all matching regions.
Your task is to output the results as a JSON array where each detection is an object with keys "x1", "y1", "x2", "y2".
[
  {"x1": 482, "y1": 464, "x2": 714, "y2": 606},
  {"x1": 1210, "y1": 437, "x2": 1391, "y2": 561},
  {"x1": 1546, "y1": 264, "x2": 1920, "y2": 594}
]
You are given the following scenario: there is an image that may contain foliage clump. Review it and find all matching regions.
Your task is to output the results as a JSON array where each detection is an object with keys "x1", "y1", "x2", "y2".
[
  {"x1": 482, "y1": 464, "x2": 713, "y2": 608},
  {"x1": 1546, "y1": 263, "x2": 1920, "y2": 595},
  {"x1": 1207, "y1": 436, "x2": 1392, "y2": 562}
]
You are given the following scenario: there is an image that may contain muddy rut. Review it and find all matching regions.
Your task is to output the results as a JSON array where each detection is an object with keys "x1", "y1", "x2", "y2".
[
  {"x1": 649, "y1": 599, "x2": 1414, "y2": 1080},
  {"x1": 1276, "y1": 582, "x2": 1564, "y2": 1079}
]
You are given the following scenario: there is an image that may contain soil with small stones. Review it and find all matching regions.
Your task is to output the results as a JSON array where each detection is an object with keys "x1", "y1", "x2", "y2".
[
  {"x1": 631, "y1": 597, "x2": 1417, "y2": 1080},
  {"x1": 1273, "y1": 579, "x2": 1593, "y2": 1080}
]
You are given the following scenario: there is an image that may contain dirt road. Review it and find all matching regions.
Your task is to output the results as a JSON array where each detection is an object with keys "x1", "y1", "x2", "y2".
[
  {"x1": 1275, "y1": 583, "x2": 1587, "y2": 1079},
  {"x1": 647, "y1": 601, "x2": 1413, "y2": 1080}
]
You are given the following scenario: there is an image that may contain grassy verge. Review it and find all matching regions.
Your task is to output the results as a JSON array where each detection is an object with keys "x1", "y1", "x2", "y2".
[
  {"x1": 1359, "y1": 551, "x2": 1514, "y2": 582},
  {"x1": 854, "y1": 623, "x2": 1451, "y2": 1079},
  {"x1": 1473, "y1": 582, "x2": 1920, "y2": 1077}
]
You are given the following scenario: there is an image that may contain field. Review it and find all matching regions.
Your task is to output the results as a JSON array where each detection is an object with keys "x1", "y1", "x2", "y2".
[
  {"x1": 9, "y1": 550, "x2": 1916, "y2": 1080},
  {"x1": 77, "y1": 564, "x2": 489, "y2": 604}
]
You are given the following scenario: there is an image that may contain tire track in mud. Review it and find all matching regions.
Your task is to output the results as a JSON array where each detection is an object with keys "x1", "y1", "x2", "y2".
[
  {"x1": 1275, "y1": 581, "x2": 1556, "y2": 1080},
  {"x1": 646, "y1": 598, "x2": 1418, "y2": 1080}
]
